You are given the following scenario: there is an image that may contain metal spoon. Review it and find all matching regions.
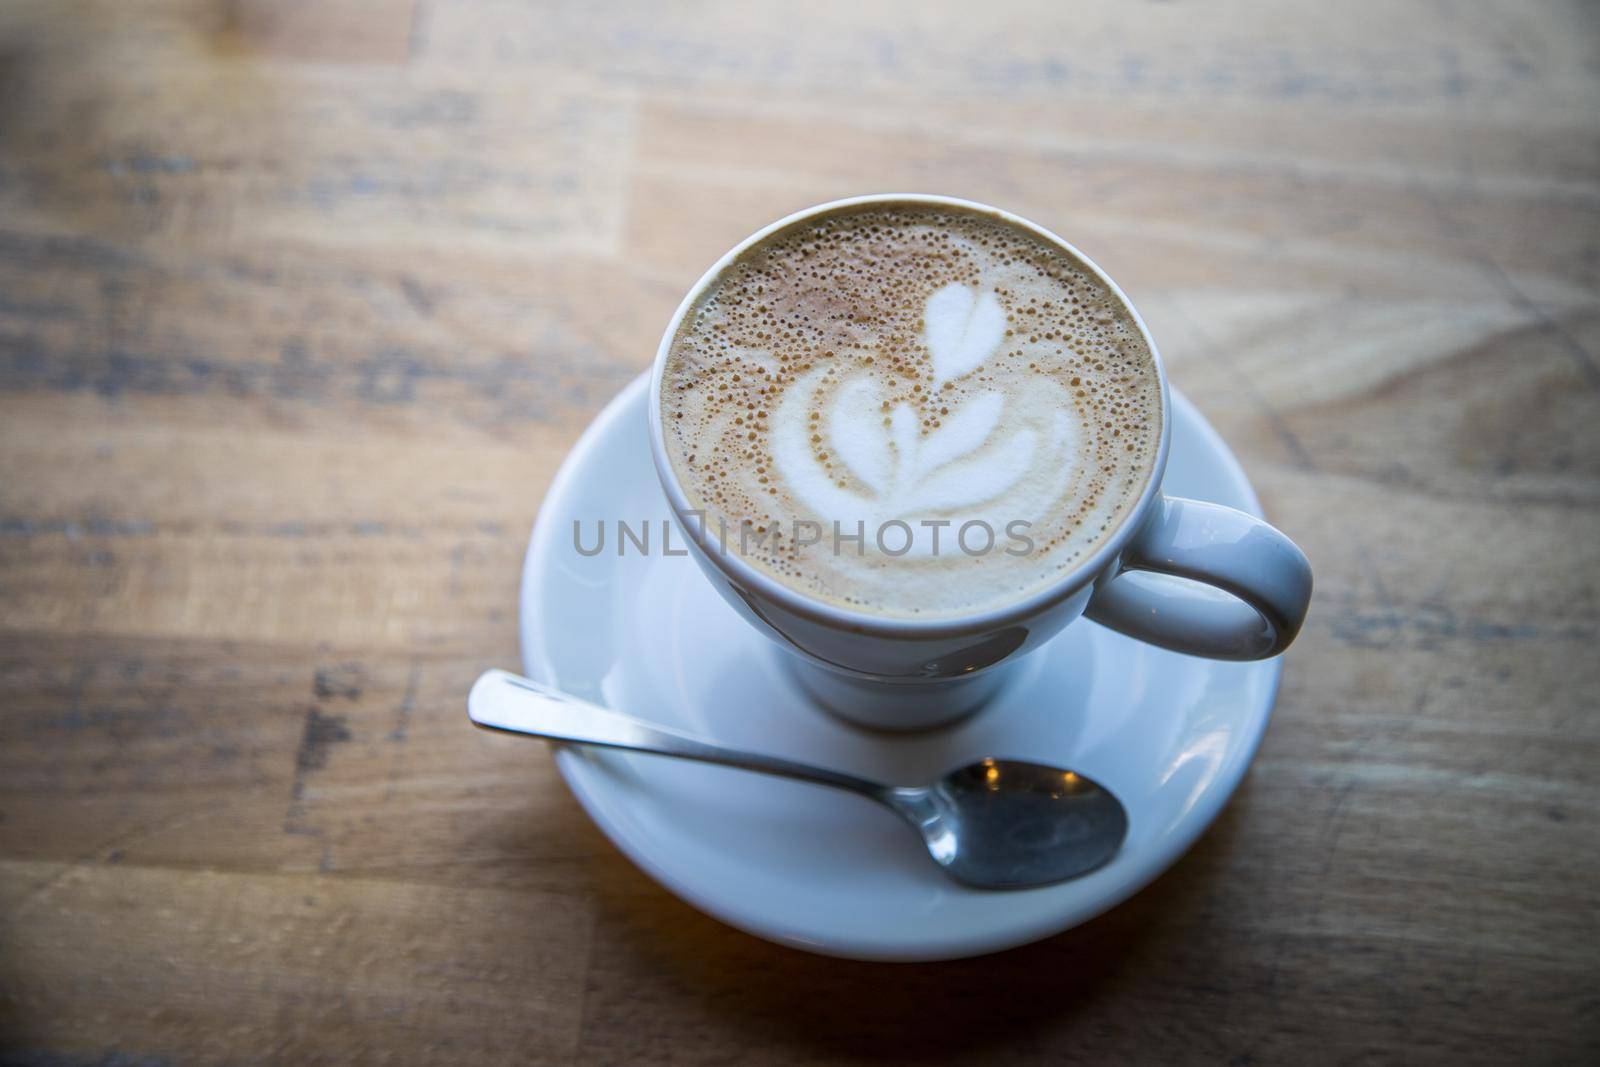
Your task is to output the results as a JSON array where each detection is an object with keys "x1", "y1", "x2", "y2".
[{"x1": 468, "y1": 669, "x2": 1128, "y2": 889}]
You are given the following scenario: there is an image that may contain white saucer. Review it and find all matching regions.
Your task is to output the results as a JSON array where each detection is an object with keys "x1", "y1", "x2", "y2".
[{"x1": 519, "y1": 374, "x2": 1280, "y2": 962}]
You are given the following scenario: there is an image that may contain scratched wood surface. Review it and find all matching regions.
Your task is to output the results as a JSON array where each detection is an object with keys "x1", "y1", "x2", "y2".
[{"x1": 1, "y1": 0, "x2": 1597, "y2": 1063}]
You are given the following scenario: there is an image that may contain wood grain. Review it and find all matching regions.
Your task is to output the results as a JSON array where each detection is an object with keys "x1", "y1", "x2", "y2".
[{"x1": 1, "y1": 0, "x2": 1596, "y2": 1063}]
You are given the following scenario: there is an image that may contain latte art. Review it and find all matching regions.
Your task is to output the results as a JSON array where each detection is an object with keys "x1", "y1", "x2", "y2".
[
  {"x1": 662, "y1": 202, "x2": 1161, "y2": 617},
  {"x1": 769, "y1": 283, "x2": 1077, "y2": 552}
]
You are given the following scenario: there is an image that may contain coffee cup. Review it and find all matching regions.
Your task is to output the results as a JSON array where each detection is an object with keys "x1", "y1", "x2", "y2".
[{"x1": 648, "y1": 194, "x2": 1311, "y2": 730}]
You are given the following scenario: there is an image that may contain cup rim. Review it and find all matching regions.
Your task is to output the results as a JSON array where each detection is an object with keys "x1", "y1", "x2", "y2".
[{"x1": 647, "y1": 193, "x2": 1173, "y2": 638}]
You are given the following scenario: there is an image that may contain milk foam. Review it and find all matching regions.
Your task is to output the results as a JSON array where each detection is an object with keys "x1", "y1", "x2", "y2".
[{"x1": 662, "y1": 203, "x2": 1161, "y2": 617}]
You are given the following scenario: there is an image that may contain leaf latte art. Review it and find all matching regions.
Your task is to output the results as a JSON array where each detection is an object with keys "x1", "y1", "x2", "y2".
[
  {"x1": 662, "y1": 202, "x2": 1161, "y2": 618},
  {"x1": 770, "y1": 283, "x2": 1077, "y2": 546}
]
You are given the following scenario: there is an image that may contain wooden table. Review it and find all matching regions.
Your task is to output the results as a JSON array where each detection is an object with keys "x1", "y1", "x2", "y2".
[{"x1": 2, "y1": 1, "x2": 1596, "y2": 1062}]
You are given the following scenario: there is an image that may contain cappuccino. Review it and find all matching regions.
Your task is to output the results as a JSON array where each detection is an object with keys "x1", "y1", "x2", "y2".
[{"x1": 660, "y1": 201, "x2": 1161, "y2": 617}]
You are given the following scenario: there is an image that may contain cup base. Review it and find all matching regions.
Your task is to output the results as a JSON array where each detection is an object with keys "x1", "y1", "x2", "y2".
[{"x1": 781, "y1": 656, "x2": 1015, "y2": 732}]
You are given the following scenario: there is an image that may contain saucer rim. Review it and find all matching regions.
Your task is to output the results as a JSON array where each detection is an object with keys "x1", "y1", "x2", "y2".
[{"x1": 520, "y1": 372, "x2": 1281, "y2": 962}]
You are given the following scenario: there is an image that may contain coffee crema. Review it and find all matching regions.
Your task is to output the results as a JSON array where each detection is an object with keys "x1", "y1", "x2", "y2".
[{"x1": 660, "y1": 201, "x2": 1162, "y2": 618}]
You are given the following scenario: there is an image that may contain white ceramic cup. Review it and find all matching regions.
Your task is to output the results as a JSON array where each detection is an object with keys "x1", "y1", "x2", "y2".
[{"x1": 648, "y1": 195, "x2": 1312, "y2": 730}]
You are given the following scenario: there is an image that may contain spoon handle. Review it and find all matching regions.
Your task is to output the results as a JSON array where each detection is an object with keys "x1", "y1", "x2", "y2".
[{"x1": 468, "y1": 669, "x2": 890, "y2": 801}]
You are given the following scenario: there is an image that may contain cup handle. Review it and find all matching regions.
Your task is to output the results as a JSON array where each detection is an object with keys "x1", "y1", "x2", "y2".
[{"x1": 1083, "y1": 496, "x2": 1312, "y2": 660}]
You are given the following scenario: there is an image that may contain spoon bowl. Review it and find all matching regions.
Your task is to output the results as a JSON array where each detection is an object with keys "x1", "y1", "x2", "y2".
[{"x1": 888, "y1": 759, "x2": 1127, "y2": 888}]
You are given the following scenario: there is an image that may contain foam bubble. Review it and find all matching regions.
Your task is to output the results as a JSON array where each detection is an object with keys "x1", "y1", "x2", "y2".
[{"x1": 661, "y1": 202, "x2": 1161, "y2": 617}]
